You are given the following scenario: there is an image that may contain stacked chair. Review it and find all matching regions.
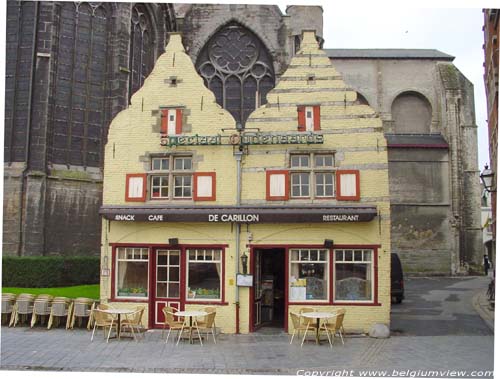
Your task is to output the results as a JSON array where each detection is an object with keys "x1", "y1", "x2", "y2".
[
  {"x1": 47, "y1": 297, "x2": 72, "y2": 329},
  {"x1": 1, "y1": 293, "x2": 17, "y2": 325},
  {"x1": 69, "y1": 297, "x2": 95, "y2": 330},
  {"x1": 30, "y1": 294, "x2": 54, "y2": 328},
  {"x1": 9, "y1": 293, "x2": 36, "y2": 327}
]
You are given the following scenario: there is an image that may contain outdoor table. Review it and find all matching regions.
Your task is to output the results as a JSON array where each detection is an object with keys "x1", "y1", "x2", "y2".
[
  {"x1": 174, "y1": 310, "x2": 208, "y2": 344},
  {"x1": 301, "y1": 311, "x2": 337, "y2": 345},
  {"x1": 102, "y1": 308, "x2": 135, "y2": 339}
]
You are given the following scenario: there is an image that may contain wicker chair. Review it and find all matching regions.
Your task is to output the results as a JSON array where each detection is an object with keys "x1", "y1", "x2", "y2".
[
  {"x1": 47, "y1": 297, "x2": 72, "y2": 329},
  {"x1": 1, "y1": 293, "x2": 16, "y2": 325},
  {"x1": 162, "y1": 306, "x2": 185, "y2": 344},
  {"x1": 197, "y1": 311, "x2": 217, "y2": 344},
  {"x1": 91, "y1": 309, "x2": 118, "y2": 342},
  {"x1": 10, "y1": 293, "x2": 35, "y2": 327},
  {"x1": 30, "y1": 295, "x2": 54, "y2": 328},
  {"x1": 298, "y1": 307, "x2": 315, "y2": 329},
  {"x1": 120, "y1": 306, "x2": 146, "y2": 341},
  {"x1": 320, "y1": 309, "x2": 346, "y2": 348},
  {"x1": 69, "y1": 297, "x2": 95, "y2": 329},
  {"x1": 290, "y1": 312, "x2": 316, "y2": 347}
]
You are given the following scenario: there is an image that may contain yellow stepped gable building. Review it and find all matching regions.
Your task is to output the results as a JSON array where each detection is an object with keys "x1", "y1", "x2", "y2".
[{"x1": 100, "y1": 31, "x2": 391, "y2": 334}]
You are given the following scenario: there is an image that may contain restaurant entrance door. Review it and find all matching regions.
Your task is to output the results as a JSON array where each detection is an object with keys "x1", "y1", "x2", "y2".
[
  {"x1": 251, "y1": 248, "x2": 286, "y2": 331},
  {"x1": 150, "y1": 249, "x2": 183, "y2": 328}
]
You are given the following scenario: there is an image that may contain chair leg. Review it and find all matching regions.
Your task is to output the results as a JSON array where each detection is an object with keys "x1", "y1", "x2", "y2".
[
  {"x1": 301, "y1": 323, "x2": 311, "y2": 347},
  {"x1": 193, "y1": 320, "x2": 203, "y2": 346},
  {"x1": 290, "y1": 329, "x2": 296, "y2": 344},
  {"x1": 322, "y1": 322, "x2": 332, "y2": 348},
  {"x1": 338, "y1": 330, "x2": 344, "y2": 345},
  {"x1": 91, "y1": 323, "x2": 97, "y2": 342},
  {"x1": 176, "y1": 322, "x2": 186, "y2": 345},
  {"x1": 211, "y1": 327, "x2": 217, "y2": 344},
  {"x1": 166, "y1": 328, "x2": 172, "y2": 344},
  {"x1": 107, "y1": 321, "x2": 114, "y2": 343}
]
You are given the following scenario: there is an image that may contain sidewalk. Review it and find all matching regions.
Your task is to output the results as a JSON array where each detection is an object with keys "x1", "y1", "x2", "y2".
[
  {"x1": 472, "y1": 288, "x2": 495, "y2": 331},
  {"x1": 0, "y1": 327, "x2": 494, "y2": 375}
]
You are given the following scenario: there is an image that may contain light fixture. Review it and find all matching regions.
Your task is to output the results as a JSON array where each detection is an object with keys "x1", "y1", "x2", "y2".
[
  {"x1": 324, "y1": 239, "x2": 334, "y2": 248},
  {"x1": 168, "y1": 238, "x2": 179, "y2": 246},
  {"x1": 240, "y1": 251, "x2": 249, "y2": 275},
  {"x1": 480, "y1": 164, "x2": 496, "y2": 192}
]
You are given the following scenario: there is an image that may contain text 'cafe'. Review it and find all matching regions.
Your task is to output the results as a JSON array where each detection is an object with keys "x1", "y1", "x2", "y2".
[{"x1": 99, "y1": 32, "x2": 392, "y2": 334}]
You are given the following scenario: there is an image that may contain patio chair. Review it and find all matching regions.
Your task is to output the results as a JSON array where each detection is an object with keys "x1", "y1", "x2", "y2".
[
  {"x1": 320, "y1": 309, "x2": 346, "y2": 348},
  {"x1": 120, "y1": 306, "x2": 146, "y2": 341},
  {"x1": 47, "y1": 297, "x2": 72, "y2": 329},
  {"x1": 10, "y1": 293, "x2": 35, "y2": 327},
  {"x1": 91, "y1": 309, "x2": 118, "y2": 342},
  {"x1": 197, "y1": 311, "x2": 217, "y2": 344},
  {"x1": 199, "y1": 306, "x2": 217, "y2": 330},
  {"x1": 1, "y1": 293, "x2": 16, "y2": 325},
  {"x1": 162, "y1": 306, "x2": 185, "y2": 344},
  {"x1": 69, "y1": 297, "x2": 95, "y2": 329},
  {"x1": 298, "y1": 307, "x2": 315, "y2": 329},
  {"x1": 290, "y1": 312, "x2": 316, "y2": 347},
  {"x1": 30, "y1": 295, "x2": 54, "y2": 328}
]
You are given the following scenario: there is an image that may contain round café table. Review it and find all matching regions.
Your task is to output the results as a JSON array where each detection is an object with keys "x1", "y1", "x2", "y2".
[
  {"x1": 300, "y1": 311, "x2": 337, "y2": 345},
  {"x1": 102, "y1": 308, "x2": 135, "y2": 339},
  {"x1": 174, "y1": 310, "x2": 208, "y2": 345}
]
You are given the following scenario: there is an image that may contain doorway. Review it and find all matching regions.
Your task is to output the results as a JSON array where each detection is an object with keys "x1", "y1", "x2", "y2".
[{"x1": 252, "y1": 248, "x2": 286, "y2": 331}]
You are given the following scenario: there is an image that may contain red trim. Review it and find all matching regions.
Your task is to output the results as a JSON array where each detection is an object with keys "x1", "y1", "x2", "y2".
[
  {"x1": 125, "y1": 173, "x2": 147, "y2": 202},
  {"x1": 388, "y1": 143, "x2": 449, "y2": 149},
  {"x1": 313, "y1": 105, "x2": 321, "y2": 131},
  {"x1": 336, "y1": 170, "x2": 360, "y2": 201},
  {"x1": 110, "y1": 243, "x2": 229, "y2": 248},
  {"x1": 193, "y1": 172, "x2": 216, "y2": 201},
  {"x1": 175, "y1": 108, "x2": 183, "y2": 135},
  {"x1": 284, "y1": 247, "x2": 289, "y2": 331},
  {"x1": 161, "y1": 109, "x2": 168, "y2": 134},
  {"x1": 297, "y1": 106, "x2": 306, "y2": 131},
  {"x1": 185, "y1": 301, "x2": 229, "y2": 305},
  {"x1": 249, "y1": 247, "x2": 255, "y2": 332},
  {"x1": 266, "y1": 170, "x2": 290, "y2": 201}
]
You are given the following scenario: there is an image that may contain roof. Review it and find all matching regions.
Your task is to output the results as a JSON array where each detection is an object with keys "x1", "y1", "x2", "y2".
[
  {"x1": 385, "y1": 134, "x2": 449, "y2": 149},
  {"x1": 325, "y1": 49, "x2": 455, "y2": 61}
]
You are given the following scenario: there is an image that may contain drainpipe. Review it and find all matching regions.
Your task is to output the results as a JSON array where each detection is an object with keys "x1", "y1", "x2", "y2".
[{"x1": 234, "y1": 149, "x2": 243, "y2": 334}]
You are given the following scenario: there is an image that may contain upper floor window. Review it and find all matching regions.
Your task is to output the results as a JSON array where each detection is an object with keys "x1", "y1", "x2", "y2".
[
  {"x1": 150, "y1": 156, "x2": 193, "y2": 200},
  {"x1": 290, "y1": 153, "x2": 335, "y2": 199},
  {"x1": 298, "y1": 105, "x2": 321, "y2": 131}
]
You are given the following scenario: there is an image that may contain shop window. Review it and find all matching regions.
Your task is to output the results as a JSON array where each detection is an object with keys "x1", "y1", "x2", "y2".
[
  {"x1": 334, "y1": 249, "x2": 373, "y2": 302},
  {"x1": 297, "y1": 105, "x2": 321, "y2": 131},
  {"x1": 289, "y1": 249, "x2": 329, "y2": 302},
  {"x1": 161, "y1": 108, "x2": 183, "y2": 136},
  {"x1": 149, "y1": 155, "x2": 193, "y2": 200},
  {"x1": 116, "y1": 247, "x2": 149, "y2": 298},
  {"x1": 290, "y1": 153, "x2": 335, "y2": 199},
  {"x1": 186, "y1": 249, "x2": 222, "y2": 301}
]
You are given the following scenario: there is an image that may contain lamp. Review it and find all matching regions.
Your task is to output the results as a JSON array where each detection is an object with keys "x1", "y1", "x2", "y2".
[
  {"x1": 240, "y1": 251, "x2": 248, "y2": 275},
  {"x1": 480, "y1": 164, "x2": 496, "y2": 192},
  {"x1": 168, "y1": 238, "x2": 179, "y2": 246},
  {"x1": 324, "y1": 239, "x2": 334, "y2": 248}
]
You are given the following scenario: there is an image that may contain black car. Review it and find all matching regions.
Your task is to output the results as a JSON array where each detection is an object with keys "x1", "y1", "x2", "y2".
[{"x1": 391, "y1": 253, "x2": 405, "y2": 303}]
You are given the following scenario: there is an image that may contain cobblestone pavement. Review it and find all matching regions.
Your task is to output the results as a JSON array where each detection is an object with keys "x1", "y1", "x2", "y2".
[{"x1": 0, "y1": 327, "x2": 494, "y2": 375}]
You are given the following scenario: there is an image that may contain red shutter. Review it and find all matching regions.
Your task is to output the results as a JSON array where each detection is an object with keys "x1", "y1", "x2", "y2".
[
  {"x1": 193, "y1": 172, "x2": 216, "y2": 201},
  {"x1": 175, "y1": 109, "x2": 183, "y2": 135},
  {"x1": 336, "y1": 170, "x2": 360, "y2": 201},
  {"x1": 266, "y1": 170, "x2": 290, "y2": 201},
  {"x1": 313, "y1": 105, "x2": 321, "y2": 131},
  {"x1": 297, "y1": 106, "x2": 306, "y2": 131},
  {"x1": 125, "y1": 173, "x2": 147, "y2": 202},
  {"x1": 161, "y1": 109, "x2": 169, "y2": 135}
]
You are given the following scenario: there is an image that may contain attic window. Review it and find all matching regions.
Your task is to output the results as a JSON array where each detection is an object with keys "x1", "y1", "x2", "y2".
[{"x1": 307, "y1": 74, "x2": 315, "y2": 84}]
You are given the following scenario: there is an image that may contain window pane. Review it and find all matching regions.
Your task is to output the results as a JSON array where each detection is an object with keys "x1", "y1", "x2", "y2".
[
  {"x1": 189, "y1": 250, "x2": 196, "y2": 259},
  {"x1": 291, "y1": 156, "x2": 301, "y2": 168},
  {"x1": 188, "y1": 262, "x2": 221, "y2": 300},
  {"x1": 117, "y1": 260, "x2": 148, "y2": 297},
  {"x1": 169, "y1": 283, "x2": 180, "y2": 298},
  {"x1": 301, "y1": 156, "x2": 310, "y2": 167},
  {"x1": 152, "y1": 159, "x2": 161, "y2": 170},
  {"x1": 290, "y1": 250, "x2": 299, "y2": 261},
  {"x1": 156, "y1": 283, "x2": 167, "y2": 298},
  {"x1": 157, "y1": 268, "x2": 167, "y2": 282},
  {"x1": 354, "y1": 250, "x2": 363, "y2": 261},
  {"x1": 335, "y1": 263, "x2": 371, "y2": 301},
  {"x1": 300, "y1": 250, "x2": 309, "y2": 260},
  {"x1": 363, "y1": 251, "x2": 372, "y2": 261},
  {"x1": 169, "y1": 267, "x2": 179, "y2": 281},
  {"x1": 157, "y1": 253, "x2": 167, "y2": 265},
  {"x1": 345, "y1": 250, "x2": 353, "y2": 261},
  {"x1": 161, "y1": 158, "x2": 169, "y2": 170},
  {"x1": 169, "y1": 253, "x2": 180, "y2": 265},
  {"x1": 319, "y1": 250, "x2": 326, "y2": 261},
  {"x1": 335, "y1": 250, "x2": 343, "y2": 261},
  {"x1": 292, "y1": 174, "x2": 300, "y2": 184}
]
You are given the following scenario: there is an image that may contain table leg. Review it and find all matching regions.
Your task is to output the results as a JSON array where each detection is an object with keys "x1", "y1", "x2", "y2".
[
  {"x1": 189, "y1": 317, "x2": 193, "y2": 344},
  {"x1": 117, "y1": 314, "x2": 121, "y2": 339},
  {"x1": 316, "y1": 319, "x2": 320, "y2": 345}
]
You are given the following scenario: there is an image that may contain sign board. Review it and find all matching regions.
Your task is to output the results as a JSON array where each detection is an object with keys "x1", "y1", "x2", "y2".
[{"x1": 236, "y1": 274, "x2": 253, "y2": 287}]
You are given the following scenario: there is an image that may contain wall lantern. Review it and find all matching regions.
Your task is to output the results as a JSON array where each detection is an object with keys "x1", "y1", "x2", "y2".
[
  {"x1": 240, "y1": 251, "x2": 249, "y2": 275},
  {"x1": 101, "y1": 256, "x2": 110, "y2": 277},
  {"x1": 480, "y1": 164, "x2": 496, "y2": 193}
]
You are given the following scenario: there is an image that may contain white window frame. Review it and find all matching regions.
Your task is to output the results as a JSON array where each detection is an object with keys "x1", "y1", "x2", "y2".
[
  {"x1": 289, "y1": 248, "x2": 330, "y2": 303},
  {"x1": 151, "y1": 175, "x2": 169, "y2": 199},
  {"x1": 334, "y1": 249, "x2": 374, "y2": 303},
  {"x1": 290, "y1": 153, "x2": 336, "y2": 199},
  {"x1": 115, "y1": 247, "x2": 150, "y2": 300},
  {"x1": 149, "y1": 155, "x2": 193, "y2": 200},
  {"x1": 186, "y1": 249, "x2": 222, "y2": 302},
  {"x1": 156, "y1": 250, "x2": 181, "y2": 299}
]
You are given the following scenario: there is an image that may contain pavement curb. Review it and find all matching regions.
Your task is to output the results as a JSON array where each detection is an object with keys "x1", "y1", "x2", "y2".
[{"x1": 472, "y1": 291, "x2": 494, "y2": 332}]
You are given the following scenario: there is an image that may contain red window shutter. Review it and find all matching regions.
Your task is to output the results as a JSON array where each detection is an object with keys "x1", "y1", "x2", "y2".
[
  {"x1": 175, "y1": 109, "x2": 183, "y2": 135},
  {"x1": 313, "y1": 105, "x2": 321, "y2": 131},
  {"x1": 125, "y1": 173, "x2": 147, "y2": 202},
  {"x1": 297, "y1": 106, "x2": 306, "y2": 131},
  {"x1": 161, "y1": 109, "x2": 169, "y2": 134},
  {"x1": 336, "y1": 170, "x2": 360, "y2": 201},
  {"x1": 193, "y1": 172, "x2": 216, "y2": 201},
  {"x1": 266, "y1": 170, "x2": 290, "y2": 201}
]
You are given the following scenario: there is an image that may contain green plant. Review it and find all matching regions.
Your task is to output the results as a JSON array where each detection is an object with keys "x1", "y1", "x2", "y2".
[{"x1": 2, "y1": 256, "x2": 100, "y2": 287}]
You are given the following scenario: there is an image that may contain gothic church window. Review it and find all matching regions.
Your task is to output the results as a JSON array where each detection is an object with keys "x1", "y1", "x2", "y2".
[
  {"x1": 196, "y1": 23, "x2": 275, "y2": 126},
  {"x1": 129, "y1": 4, "x2": 155, "y2": 102},
  {"x1": 391, "y1": 91, "x2": 432, "y2": 134},
  {"x1": 51, "y1": 2, "x2": 110, "y2": 167}
]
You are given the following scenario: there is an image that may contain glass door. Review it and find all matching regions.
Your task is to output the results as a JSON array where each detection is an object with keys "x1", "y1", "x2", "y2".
[{"x1": 153, "y1": 249, "x2": 182, "y2": 328}]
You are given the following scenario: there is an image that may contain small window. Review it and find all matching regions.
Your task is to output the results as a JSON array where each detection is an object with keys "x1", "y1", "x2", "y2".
[
  {"x1": 148, "y1": 155, "x2": 193, "y2": 200},
  {"x1": 152, "y1": 158, "x2": 169, "y2": 171},
  {"x1": 291, "y1": 155, "x2": 310, "y2": 168},
  {"x1": 174, "y1": 175, "x2": 192, "y2": 198},
  {"x1": 315, "y1": 154, "x2": 334, "y2": 168},
  {"x1": 151, "y1": 176, "x2": 169, "y2": 199},
  {"x1": 291, "y1": 173, "x2": 310, "y2": 197},
  {"x1": 174, "y1": 157, "x2": 192, "y2": 171}
]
